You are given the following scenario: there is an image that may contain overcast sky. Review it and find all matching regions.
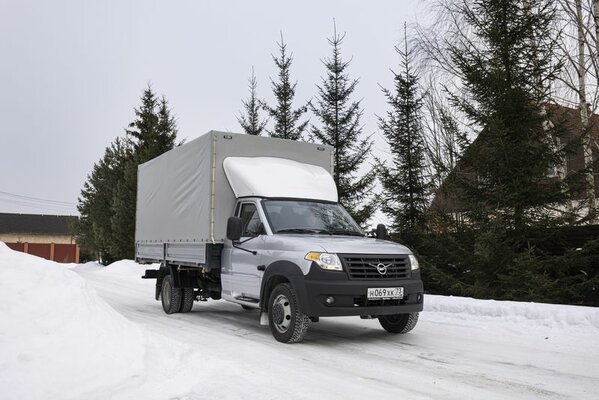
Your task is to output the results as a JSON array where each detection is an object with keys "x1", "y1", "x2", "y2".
[{"x1": 0, "y1": 0, "x2": 426, "y2": 219}]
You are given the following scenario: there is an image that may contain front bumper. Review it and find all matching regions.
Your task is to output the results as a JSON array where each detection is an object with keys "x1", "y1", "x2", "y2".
[{"x1": 290, "y1": 264, "x2": 424, "y2": 317}]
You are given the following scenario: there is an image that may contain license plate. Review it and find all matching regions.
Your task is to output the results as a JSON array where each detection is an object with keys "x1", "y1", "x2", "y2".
[{"x1": 367, "y1": 287, "x2": 404, "y2": 300}]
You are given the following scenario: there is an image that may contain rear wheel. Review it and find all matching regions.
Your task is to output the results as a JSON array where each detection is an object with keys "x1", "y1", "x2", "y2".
[
  {"x1": 268, "y1": 283, "x2": 310, "y2": 343},
  {"x1": 378, "y1": 312, "x2": 419, "y2": 334},
  {"x1": 161, "y1": 275, "x2": 182, "y2": 314},
  {"x1": 179, "y1": 287, "x2": 195, "y2": 313}
]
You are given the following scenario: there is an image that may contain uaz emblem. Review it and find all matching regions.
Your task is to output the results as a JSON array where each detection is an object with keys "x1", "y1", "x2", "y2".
[{"x1": 369, "y1": 263, "x2": 391, "y2": 275}]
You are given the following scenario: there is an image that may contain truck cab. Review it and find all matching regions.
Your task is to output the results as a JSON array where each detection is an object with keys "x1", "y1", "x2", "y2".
[{"x1": 221, "y1": 197, "x2": 423, "y2": 342}]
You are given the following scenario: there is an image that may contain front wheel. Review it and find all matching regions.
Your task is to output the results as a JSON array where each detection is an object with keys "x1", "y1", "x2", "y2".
[
  {"x1": 379, "y1": 312, "x2": 419, "y2": 334},
  {"x1": 268, "y1": 283, "x2": 310, "y2": 343}
]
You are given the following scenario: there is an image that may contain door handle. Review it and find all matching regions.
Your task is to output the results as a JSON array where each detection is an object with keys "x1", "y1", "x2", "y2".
[{"x1": 257, "y1": 265, "x2": 266, "y2": 271}]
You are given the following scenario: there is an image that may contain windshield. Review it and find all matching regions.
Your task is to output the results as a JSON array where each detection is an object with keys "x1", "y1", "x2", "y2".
[{"x1": 262, "y1": 200, "x2": 363, "y2": 236}]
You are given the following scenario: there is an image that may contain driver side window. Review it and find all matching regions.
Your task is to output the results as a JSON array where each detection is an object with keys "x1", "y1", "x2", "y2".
[{"x1": 238, "y1": 203, "x2": 262, "y2": 236}]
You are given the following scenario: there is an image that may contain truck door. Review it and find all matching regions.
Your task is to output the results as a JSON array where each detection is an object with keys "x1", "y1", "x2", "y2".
[{"x1": 229, "y1": 201, "x2": 265, "y2": 300}]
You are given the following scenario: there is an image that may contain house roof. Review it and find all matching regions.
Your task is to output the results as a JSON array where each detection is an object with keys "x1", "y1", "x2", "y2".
[
  {"x1": 545, "y1": 103, "x2": 599, "y2": 141},
  {"x1": 0, "y1": 213, "x2": 78, "y2": 235},
  {"x1": 430, "y1": 103, "x2": 599, "y2": 211}
]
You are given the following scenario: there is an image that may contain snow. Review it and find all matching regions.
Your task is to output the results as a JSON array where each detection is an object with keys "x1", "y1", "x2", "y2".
[
  {"x1": 425, "y1": 294, "x2": 599, "y2": 330},
  {"x1": 1, "y1": 241, "x2": 598, "y2": 399}
]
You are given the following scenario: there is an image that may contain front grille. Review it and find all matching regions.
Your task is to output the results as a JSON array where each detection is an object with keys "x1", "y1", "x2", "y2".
[{"x1": 339, "y1": 254, "x2": 411, "y2": 280}]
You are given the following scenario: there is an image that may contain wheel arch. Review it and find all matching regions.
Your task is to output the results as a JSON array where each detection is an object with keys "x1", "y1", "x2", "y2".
[{"x1": 259, "y1": 260, "x2": 307, "y2": 312}]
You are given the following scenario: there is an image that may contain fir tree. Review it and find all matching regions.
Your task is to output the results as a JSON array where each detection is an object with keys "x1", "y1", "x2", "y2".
[
  {"x1": 156, "y1": 96, "x2": 179, "y2": 150},
  {"x1": 310, "y1": 25, "x2": 375, "y2": 225},
  {"x1": 238, "y1": 67, "x2": 267, "y2": 135},
  {"x1": 126, "y1": 87, "x2": 177, "y2": 161},
  {"x1": 445, "y1": 0, "x2": 569, "y2": 229},
  {"x1": 75, "y1": 138, "x2": 131, "y2": 264},
  {"x1": 76, "y1": 85, "x2": 179, "y2": 261},
  {"x1": 422, "y1": 90, "x2": 470, "y2": 191},
  {"x1": 111, "y1": 86, "x2": 178, "y2": 259},
  {"x1": 378, "y1": 27, "x2": 429, "y2": 235},
  {"x1": 416, "y1": 0, "x2": 588, "y2": 303},
  {"x1": 109, "y1": 159, "x2": 137, "y2": 259},
  {"x1": 262, "y1": 33, "x2": 308, "y2": 140}
]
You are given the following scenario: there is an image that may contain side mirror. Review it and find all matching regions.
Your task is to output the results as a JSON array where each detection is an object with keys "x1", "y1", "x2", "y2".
[
  {"x1": 227, "y1": 216, "x2": 242, "y2": 242},
  {"x1": 376, "y1": 224, "x2": 387, "y2": 240}
]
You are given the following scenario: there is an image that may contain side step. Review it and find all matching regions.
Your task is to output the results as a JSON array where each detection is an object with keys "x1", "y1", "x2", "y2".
[{"x1": 234, "y1": 296, "x2": 259, "y2": 303}]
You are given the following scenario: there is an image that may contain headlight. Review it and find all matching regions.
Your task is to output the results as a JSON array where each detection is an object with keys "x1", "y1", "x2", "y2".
[
  {"x1": 409, "y1": 254, "x2": 419, "y2": 271},
  {"x1": 305, "y1": 252, "x2": 343, "y2": 271}
]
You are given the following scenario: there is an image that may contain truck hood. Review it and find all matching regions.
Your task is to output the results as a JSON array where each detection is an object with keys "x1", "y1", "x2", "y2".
[{"x1": 270, "y1": 234, "x2": 412, "y2": 255}]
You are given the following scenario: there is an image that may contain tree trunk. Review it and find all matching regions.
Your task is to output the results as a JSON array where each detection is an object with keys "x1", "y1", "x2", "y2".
[{"x1": 577, "y1": 0, "x2": 597, "y2": 221}]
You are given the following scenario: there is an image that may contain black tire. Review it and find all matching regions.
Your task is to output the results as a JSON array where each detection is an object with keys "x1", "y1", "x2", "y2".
[
  {"x1": 268, "y1": 283, "x2": 310, "y2": 343},
  {"x1": 378, "y1": 312, "x2": 419, "y2": 334},
  {"x1": 241, "y1": 304, "x2": 255, "y2": 311},
  {"x1": 179, "y1": 287, "x2": 195, "y2": 313},
  {"x1": 161, "y1": 275, "x2": 182, "y2": 314}
]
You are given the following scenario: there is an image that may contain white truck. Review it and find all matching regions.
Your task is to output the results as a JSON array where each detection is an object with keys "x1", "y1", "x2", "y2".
[{"x1": 137, "y1": 131, "x2": 424, "y2": 343}]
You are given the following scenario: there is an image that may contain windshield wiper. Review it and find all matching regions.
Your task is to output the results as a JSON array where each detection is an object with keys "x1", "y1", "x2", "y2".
[
  {"x1": 275, "y1": 228, "x2": 364, "y2": 236},
  {"x1": 276, "y1": 228, "x2": 321, "y2": 234},
  {"x1": 327, "y1": 230, "x2": 365, "y2": 237}
]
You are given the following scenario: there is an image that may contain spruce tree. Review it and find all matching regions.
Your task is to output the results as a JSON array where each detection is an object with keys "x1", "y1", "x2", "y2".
[
  {"x1": 76, "y1": 86, "x2": 178, "y2": 261},
  {"x1": 111, "y1": 86, "x2": 178, "y2": 259},
  {"x1": 156, "y1": 96, "x2": 179, "y2": 151},
  {"x1": 310, "y1": 26, "x2": 375, "y2": 225},
  {"x1": 420, "y1": 0, "x2": 585, "y2": 302},
  {"x1": 126, "y1": 88, "x2": 177, "y2": 161},
  {"x1": 109, "y1": 159, "x2": 137, "y2": 259},
  {"x1": 238, "y1": 67, "x2": 267, "y2": 135},
  {"x1": 445, "y1": 0, "x2": 568, "y2": 229},
  {"x1": 75, "y1": 138, "x2": 131, "y2": 264},
  {"x1": 262, "y1": 33, "x2": 308, "y2": 140},
  {"x1": 422, "y1": 91, "x2": 470, "y2": 192},
  {"x1": 378, "y1": 28, "x2": 429, "y2": 235}
]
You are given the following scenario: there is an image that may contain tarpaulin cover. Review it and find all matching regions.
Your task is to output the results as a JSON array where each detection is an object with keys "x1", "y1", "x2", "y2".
[{"x1": 135, "y1": 131, "x2": 334, "y2": 244}]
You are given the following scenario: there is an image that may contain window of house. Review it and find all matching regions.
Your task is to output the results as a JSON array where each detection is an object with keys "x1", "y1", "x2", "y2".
[{"x1": 546, "y1": 137, "x2": 565, "y2": 178}]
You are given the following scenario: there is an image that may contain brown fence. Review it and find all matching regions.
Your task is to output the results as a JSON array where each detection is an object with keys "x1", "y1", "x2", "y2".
[{"x1": 6, "y1": 242, "x2": 79, "y2": 263}]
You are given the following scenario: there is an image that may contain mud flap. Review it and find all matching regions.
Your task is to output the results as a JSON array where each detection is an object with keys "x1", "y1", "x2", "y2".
[
  {"x1": 260, "y1": 312, "x2": 269, "y2": 326},
  {"x1": 155, "y1": 267, "x2": 167, "y2": 301}
]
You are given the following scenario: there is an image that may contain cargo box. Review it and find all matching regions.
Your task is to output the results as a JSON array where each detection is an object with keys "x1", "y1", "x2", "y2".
[{"x1": 135, "y1": 131, "x2": 333, "y2": 267}]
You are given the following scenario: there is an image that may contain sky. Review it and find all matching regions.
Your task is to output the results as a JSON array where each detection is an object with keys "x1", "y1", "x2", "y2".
[{"x1": 0, "y1": 0, "x2": 427, "y2": 219}]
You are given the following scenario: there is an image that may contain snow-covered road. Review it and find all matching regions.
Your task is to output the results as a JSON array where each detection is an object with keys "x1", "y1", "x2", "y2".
[
  {"x1": 74, "y1": 262, "x2": 598, "y2": 400},
  {"x1": 1, "y1": 243, "x2": 598, "y2": 400}
]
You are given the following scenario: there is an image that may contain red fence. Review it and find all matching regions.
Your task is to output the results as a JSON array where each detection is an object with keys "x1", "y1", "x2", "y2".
[{"x1": 6, "y1": 242, "x2": 79, "y2": 263}]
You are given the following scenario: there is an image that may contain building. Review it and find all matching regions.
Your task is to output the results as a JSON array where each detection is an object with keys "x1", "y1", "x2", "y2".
[
  {"x1": 0, "y1": 213, "x2": 80, "y2": 263},
  {"x1": 431, "y1": 104, "x2": 599, "y2": 215}
]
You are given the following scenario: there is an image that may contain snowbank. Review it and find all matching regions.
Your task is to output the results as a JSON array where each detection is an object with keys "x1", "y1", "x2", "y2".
[
  {"x1": 72, "y1": 259, "x2": 151, "y2": 277},
  {"x1": 425, "y1": 294, "x2": 599, "y2": 330},
  {"x1": 103, "y1": 259, "x2": 159, "y2": 277},
  {"x1": 0, "y1": 242, "x2": 147, "y2": 399}
]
